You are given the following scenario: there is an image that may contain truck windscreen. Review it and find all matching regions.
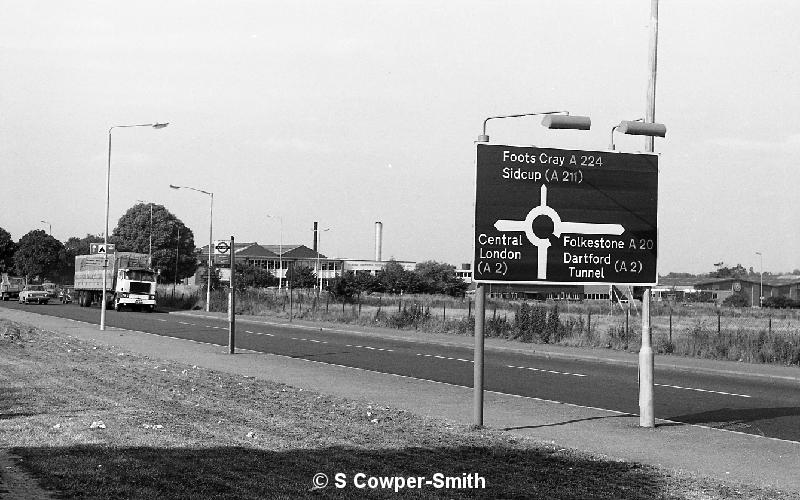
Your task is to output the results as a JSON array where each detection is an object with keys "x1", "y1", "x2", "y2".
[{"x1": 125, "y1": 270, "x2": 155, "y2": 282}]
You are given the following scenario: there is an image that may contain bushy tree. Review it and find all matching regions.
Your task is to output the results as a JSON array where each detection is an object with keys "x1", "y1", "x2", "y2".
[
  {"x1": 415, "y1": 260, "x2": 468, "y2": 297},
  {"x1": 235, "y1": 263, "x2": 278, "y2": 290},
  {"x1": 14, "y1": 230, "x2": 64, "y2": 282},
  {"x1": 375, "y1": 259, "x2": 421, "y2": 294},
  {"x1": 287, "y1": 264, "x2": 316, "y2": 289},
  {"x1": 0, "y1": 227, "x2": 18, "y2": 273},
  {"x1": 722, "y1": 293, "x2": 749, "y2": 308},
  {"x1": 111, "y1": 203, "x2": 197, "y2": 282}
]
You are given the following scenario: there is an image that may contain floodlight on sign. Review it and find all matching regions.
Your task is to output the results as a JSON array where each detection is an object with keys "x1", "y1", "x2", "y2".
[
  {"x1": 617, "y1": 121, "x2": 666, "y2": 137},
  {"x1": 542, "y1": 115, "x2": 591, "y2": 130}
]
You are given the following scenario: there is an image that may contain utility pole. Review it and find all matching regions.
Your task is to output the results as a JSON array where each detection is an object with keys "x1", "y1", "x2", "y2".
[{"x1": 639, "y1": 0, "x2": 659, "y2": 428}]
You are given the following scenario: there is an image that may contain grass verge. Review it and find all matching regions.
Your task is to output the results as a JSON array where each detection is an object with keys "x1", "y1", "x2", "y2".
[{"x1": 0, "y1": 319, "x2": 795, "y2": 499}]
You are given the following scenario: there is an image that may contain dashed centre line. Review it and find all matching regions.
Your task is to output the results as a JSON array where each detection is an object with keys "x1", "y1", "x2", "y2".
[
  {"x1": 507, "y1": 364, "x2": 587, "y2": 377},
  {"x1": 655, "y1": 383, "x2": 751, "y2": 398},
  {"x1": 416, "y1": 353, "x2": 472, "y2": 363}
]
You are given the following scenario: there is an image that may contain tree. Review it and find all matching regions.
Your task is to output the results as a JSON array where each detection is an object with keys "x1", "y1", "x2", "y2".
[
  {"x1": 414, "y1": 261, "x2": 468, "y2": 297},
  {"x1": 710, "y1": 263, "x2": 748, "y2": 279},
  {"x1": 14, "y1": 230, "x2": 64, "y2": 282},
  {"x1": 286, "y1": 264, "x2": 316, "y2": 289},
  {"x1": 375, "y1": 259, "x2": 420, "y2": 294},
  {"x1": 327, "y1": 271, "x2": 376, "y2": 301},
  {"x1": 111, "y1": 203, "x2": 197, "y2": 282},
  {"x1": 234, "y1": 263, "x2": 278, "y2": 290},
  {"x1": 0, "y1": 227, "x2": 17, "y2": 273}
]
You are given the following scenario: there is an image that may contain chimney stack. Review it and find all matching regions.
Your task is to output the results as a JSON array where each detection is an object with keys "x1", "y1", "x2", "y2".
[
  {"x1": 313, "y1": 221, "x2": 318, "y2": 253},
  {"x1": 375, "y1": 221, "x2": 383, "y2": 261}
]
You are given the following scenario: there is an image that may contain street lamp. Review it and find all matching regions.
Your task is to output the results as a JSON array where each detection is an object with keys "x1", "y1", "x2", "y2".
[
  {"x1": 477, "y1": 111, "x2": 590, "y2": 142},
  {"x1": 170, "y1": 184, "x2": 213, "y2": 312},
  {"x1": 102, "y1": 122, "x2": 168, "y2": 331},
  {"x1": 756, "y1": 251, "x2": 763, "y2": 307},
  {"x1": 610, "y1": 120, "x2": 667, "y2": 150},
  {"x1": 40, "y1": 220, "x2": 51, "y2": 236},
  {"x1": 136, "y1": 200, "x2": 154, "y2": 265},
  {"x1": 266, "y1": 214, "x2": 283, "y2": 289},
  {"x1": 316, "y1": 227, "x2": 330, "y2": 293}
]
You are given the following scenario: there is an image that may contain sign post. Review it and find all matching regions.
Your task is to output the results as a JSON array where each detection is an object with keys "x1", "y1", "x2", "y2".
[
  {"x1": 227, "y1": 236, "x2": 235, "y2": 354},
  {"x1": 473, "y1": 143, "x2": 658, "y2": 425}
]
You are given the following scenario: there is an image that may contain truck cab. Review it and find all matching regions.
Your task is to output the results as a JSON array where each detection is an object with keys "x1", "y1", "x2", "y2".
[{"x1": 114, "y1": 268, "x2": 157, "y2": 311}]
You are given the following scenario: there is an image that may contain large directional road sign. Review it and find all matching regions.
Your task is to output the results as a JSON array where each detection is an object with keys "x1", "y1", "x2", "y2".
[{"x1": 474, "y1": 144, "x2": 658, "y2": 285}]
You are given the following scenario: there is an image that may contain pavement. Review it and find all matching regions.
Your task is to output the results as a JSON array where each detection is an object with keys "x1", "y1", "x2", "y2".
[{"x1": 2, "y1": 306, "x2": 800, "y2": 495}]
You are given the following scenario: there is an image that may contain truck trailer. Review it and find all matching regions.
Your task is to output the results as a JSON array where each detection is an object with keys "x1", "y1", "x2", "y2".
[
  {"x1": 74, "y1": 252, "x2": 157, "y2": 311},
  {"x1": 0, "y1": 273, "x2": 24, "y2": 301}
]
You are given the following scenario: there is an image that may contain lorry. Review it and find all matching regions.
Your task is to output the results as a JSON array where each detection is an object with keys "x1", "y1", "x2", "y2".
[
  {"x1": 74, "y1": 252, "x2": 157, "y2": 312},
  {"x1": 1, "y1": 273, "x2": 25, "y2": 301}
]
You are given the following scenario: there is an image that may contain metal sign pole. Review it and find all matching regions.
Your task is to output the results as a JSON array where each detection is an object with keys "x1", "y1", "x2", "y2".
[
  {"x1": 473, "y1": 283, "x2": 486, "y2": 426},
  {"x1": 228, "y1": 235, "x2": 235, "y2": 354},
  {"x1": 639, "y1": 0, "x2": 659, "y2": 428}
]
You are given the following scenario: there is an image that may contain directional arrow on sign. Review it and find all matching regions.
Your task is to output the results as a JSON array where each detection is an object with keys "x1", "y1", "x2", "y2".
[{"x1": 493, "y1": 185, "x2": 625, "y2": 279}]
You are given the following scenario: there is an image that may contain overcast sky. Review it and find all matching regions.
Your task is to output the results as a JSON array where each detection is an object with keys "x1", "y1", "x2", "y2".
[{"x1": 2, "y1": 1, "x2": 798, "y2": 275}]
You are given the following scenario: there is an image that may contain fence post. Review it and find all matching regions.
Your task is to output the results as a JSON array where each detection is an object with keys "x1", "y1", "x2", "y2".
[
  {"x1": 769, "y1": 315, "x2": 772, "y2": 335},
  {"x1": 357, "y1": 294, "x2": 361, "y2": 317},
  {"x1": 625, "y1": 306, "x2": 630, "y2": 337},
  {"x1": 669, "y1": 305, "x2": 673, "y2": 344},
  {"x1": 588, "y1": 311, "x2": 592, "y2": 336},
  {"x1": 717, "y1": 308, "x2": 721, "y2": 335},
  {"x1": 377, "y1": 296, "x2": 382, "y2": 318},
  {"x1": 468, "y1": 299, "x2": 472, "y2": 319},
  {"x1": 443, "y1": 301, "x2": 446, "y2": 323}
]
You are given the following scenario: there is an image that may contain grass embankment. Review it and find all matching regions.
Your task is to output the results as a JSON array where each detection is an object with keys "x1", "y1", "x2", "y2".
[{"x1": 0, "y1": 320, "x2": 795, "y2": 499}]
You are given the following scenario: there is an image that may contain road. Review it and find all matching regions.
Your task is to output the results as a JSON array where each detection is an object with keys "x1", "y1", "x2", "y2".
[{"x1": 3, "y1": 300, "x2": 799, "y2": 442}]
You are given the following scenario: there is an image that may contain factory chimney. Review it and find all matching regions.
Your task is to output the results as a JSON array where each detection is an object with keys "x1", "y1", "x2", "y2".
[
  {"x1": 313, "y1": 221, "x2": 318, "y2": 253},
  {"x1": 374, "y1": 221, "x2": 383, "y2": 262}
]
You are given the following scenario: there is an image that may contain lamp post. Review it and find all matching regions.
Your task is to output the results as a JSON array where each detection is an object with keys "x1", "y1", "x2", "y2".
[
  {"x1": 101, "y1": 122, "x2": 168, "y2": 331},
  {"x1": 316, "y1": 227, "x2": 330, "y2": 293},
  {"x1": 170, "y1": 184, "x2": 213, "y2": 312},
  {"x1": 473, "y1": 110, "x2": 591, "y2": 427},
  {"x1": 40, "y1": 220, "x2": 51, "y2": 236},
  {"x1": 173, "y1": 225, "x2": 181, "y2": 296},
  {"x1": 477, "y1": 111, "x2": 590, "y2": 142},
  {"x1": 136, "y1": 200, "x2": 154, "y2": 265},
  {"x1": 267, "y1": 214, "x2": 283, "y2": 289},
  {"x1": 756, "y1": 251, "x2": 763, "y2": 307}
]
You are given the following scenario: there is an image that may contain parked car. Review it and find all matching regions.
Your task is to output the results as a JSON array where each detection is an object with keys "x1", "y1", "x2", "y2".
[
  {"x1": 42, "y1": 282, "x2": 58, "y2": 299},
  {"x1": 59, "y1": 288, "x2": 73, "y2": 304},
  {"x1": 19, "y1": 285, "x2": 50, "y2": 305}
]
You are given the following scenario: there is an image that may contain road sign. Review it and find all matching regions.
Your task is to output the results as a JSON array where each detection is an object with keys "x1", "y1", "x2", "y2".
[
  {"x1": 214, "y1": 239, "x2": 231, "y2": 255},
  {"x1": 474, "y1": 144, "x2": 658, "y2": 285},
  {"x1": 90, "y1": 243, "x2": 115, "y2": 255}
]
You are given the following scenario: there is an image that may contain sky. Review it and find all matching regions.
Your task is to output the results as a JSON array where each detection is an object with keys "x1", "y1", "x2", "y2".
[{"x1": 2, "y1": 1, "x2": 799, "y2": 275}]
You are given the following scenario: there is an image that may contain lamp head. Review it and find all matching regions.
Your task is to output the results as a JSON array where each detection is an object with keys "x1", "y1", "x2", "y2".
[
  {"x1": 542, "y1": 115, "x2": 591, "y2": 130},
  {"x1": 169, "y1": 184, "x2": 180, "y2": 190},
  {"x1": 617, "y1": 120, "x2": 666, "y2": 137},
  {"x1": 153, "y1": 122, "x2": 169, "y2": 129}
]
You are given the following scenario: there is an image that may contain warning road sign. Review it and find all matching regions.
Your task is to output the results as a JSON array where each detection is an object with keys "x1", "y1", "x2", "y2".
[{"x1": 90, "y1": 243, "x2": 116, "y2": 255}]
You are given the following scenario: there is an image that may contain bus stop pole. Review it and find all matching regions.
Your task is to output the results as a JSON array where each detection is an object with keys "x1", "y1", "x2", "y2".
[{"x1": 228, "y1": 235, "x2": 235, "y2": 354}]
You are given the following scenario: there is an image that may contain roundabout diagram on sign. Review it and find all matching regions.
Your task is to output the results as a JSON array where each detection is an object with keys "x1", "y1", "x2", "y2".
[
  {"x1": 214, "y1": 240, "x2": 230, "y2": 254},
  {"x1": 493, "y1": 185, "x2": 624, "y2": 279}
]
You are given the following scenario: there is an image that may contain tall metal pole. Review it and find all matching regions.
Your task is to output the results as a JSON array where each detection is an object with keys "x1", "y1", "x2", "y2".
[
  {"x1": 756, "y1": 252, "x2": 763, "y2": 307},
  {"x1": 207, "y1": 193, "x2": 213, "y2": 312},
  {"x1": 174, "y1": 226, "x2": 180, "y2": 295},
  {"x1": 101, "y1": 128, "x2": 113, "y2": 331},
  {"x1": 639, "y1": 0, "x2": 659, "y2": 428},
  {"x1": 148, "y1": 203, "x2": 153, "y2": 264},
  {"x1": 103, "y1": 122, "x2": 168, "y2": 331},
  {"x1": 228, "y1": 235, "x2": 236, "y2": 354},
  {"x1": 473, "y1": 284, "x2": 486, "y2": 426}
]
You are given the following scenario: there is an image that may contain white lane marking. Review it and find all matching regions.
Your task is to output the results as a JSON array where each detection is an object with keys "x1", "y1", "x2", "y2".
[
  {"x1": 154, "y1": 319, "x2": 167, "y2": 322},
  {"x1": 507, "y1": 364, "x2": 587, "y2": 377},
  {"x1": 344, "y1": 344, "x2": 393, "y2": 352},
  {"x1": 654, "y1": 383, "x2": 750, "y2": 398},
  {"x1": 416, "y1": 353, "x2": 473, "y2": 363},
  {"x1": 178, "y1": 321, "x2": 193, "y2": 325}
]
